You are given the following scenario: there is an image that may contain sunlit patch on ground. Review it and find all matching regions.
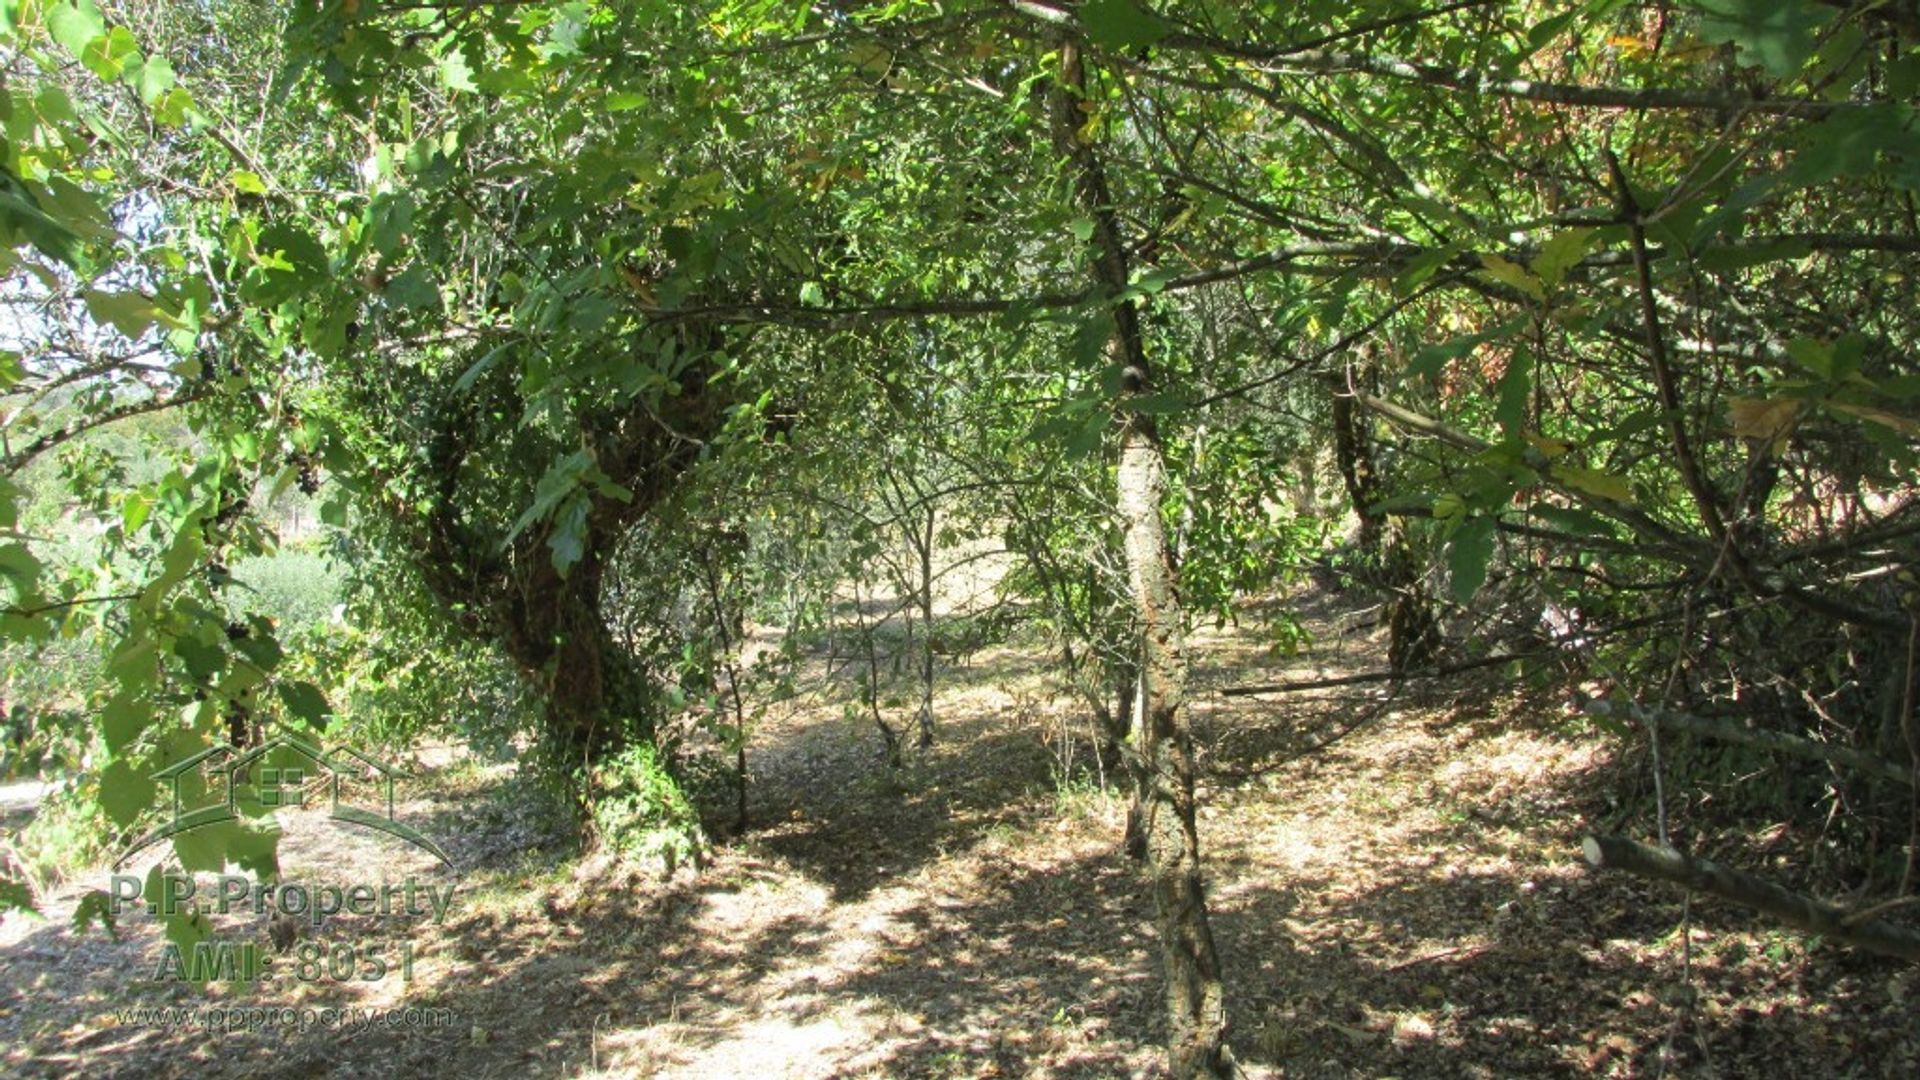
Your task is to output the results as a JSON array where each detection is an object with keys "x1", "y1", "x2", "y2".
[{"x1": 3, "y1": 587, "x2": 1917, "y2": 1077}]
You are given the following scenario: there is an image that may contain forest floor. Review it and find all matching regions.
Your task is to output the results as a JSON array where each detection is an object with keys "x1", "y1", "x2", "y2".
[{"x1": 3, "y1": 585, "x2": 1918, "y2": 1078}]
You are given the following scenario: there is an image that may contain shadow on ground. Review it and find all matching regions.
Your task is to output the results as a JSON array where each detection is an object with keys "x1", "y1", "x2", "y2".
[{"x1": 5, "y1": 592, "x2": 1918, "y2": 1078}]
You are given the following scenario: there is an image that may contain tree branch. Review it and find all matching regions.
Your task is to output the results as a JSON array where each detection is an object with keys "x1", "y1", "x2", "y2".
[
  {"x1": 1582, "y1": 835, "x2": 1920, "y2": 963},
  {"x1": 1586, "y1": 699, "x2": 1914, "y2": 787}
]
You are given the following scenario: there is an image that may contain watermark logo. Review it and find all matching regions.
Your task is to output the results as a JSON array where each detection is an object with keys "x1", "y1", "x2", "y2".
[{"x1": 115, "y1": 729, "x2": 451, "y2": 868}]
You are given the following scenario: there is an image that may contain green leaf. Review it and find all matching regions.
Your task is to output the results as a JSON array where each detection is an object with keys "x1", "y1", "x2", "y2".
[
  {"x1": 46, "y1": 0, "x2": 106, "y2": 60},
  {"x1": 71, "y1": 889, "x2": 114, "y2": 932},
  {"x1": 2, "y1": 875, "x2": 37, "y2": 917},
  {"x1": 847, "y1": 41, "x2": 894, "y2": 79},
  {"x1": 1395, "y1": 242, "x2": 1464, "y2": 294},
  {"x1": 1128, "y1": 391, "x2": 1187, "y2": 415},
  {"x1": 1551, "y1": 464, "x2": 1635, "y2": 503},
  {"x1": 275, "y1": 680, "x2": 331, "y2": 730},
  {"x1": 1082, "y1": 0, "x2": 1170, "y2": 51},
  {"x1": 100, "y1": 691, "x2": 148, "y2": 755},
  {"x1": 98, "y1": 756, "x2": 156, "y2": 828},
  {"x1": 1692, "y1": 235, "x2": 1811, "y2": 272},
  {"x1": 507, "y1": 449, "x2": 595, "y2": 544},
  {"x1": 83, "y1": 289, "x2": 156, "y2": 339},
  {"x1": 1406, "y1": 317, "x2": 1525, "y2": 381},
  {"x1": 81, "y1": 25, "x2": 139, "y2": 81},
  {"x1": 548, "y1": 492, "x2": 590, "y2": 576},
  {"x1": 152, "y1": 87, "x2": 192, "y2": 127},
  {"x1": 1783, "y1": 106, "x2": 1910, "y2": 189},
  {"x1": 1828, "y1": 400, "x2": 1920, "y2": 437},
  {"x1": 157, "y1": 912, "x2": 213, "y2": 982},
  {"x1": 1687, "y1": 0, "x2": 1834, "y2": 79},
  {"x1": 1447, "y1": 517, "x2": 1496, "y2": 602},
  {"x1": 226, "y1": 820, "x2": 280, "y2": 879},
  {"x1": 1478, "y1": 253, "x2": 1544, "y2": 301},
  {"x1": 176, "y1": 816, "x2": 280, "y2": 880},
  {"x1": 172, "y1": 636, "x2": 224, "y2": 682},
  {"x1": 1494, "y1": 353, "x2": 1533, "y2": 434},
  {"x1": 1531, "y1": 504, "x2": 1620, "y2": 538},
  {"x1": 0, "y1": 176, "x2": 87, "y2": 268},
  {"x1": 1131, "y1": 267, "x2": 1176, "y2": 294},
  {"x1": 1530, "y1": 228, "x2": 1594, "y2": 287},
  {"x1": 232, "y1": 632, "x2": 283, "y2": 673},
  {"x1": 1785, "y1": 335, "x2": 1835, "y2": 378},
  {"x1": 439, "y1": 48, "x2": 477, "y2": 93},
  {"x1": 171, "y1": 819, "x2": 230, "y2": 874},
  {"x1": 135, "y1": 56, "x2": 176, "y2": 104},
  {"x1": 383, "y1": 265, "x2": 442, "y2": 313},
  {"x1": 453, "y1": 342, "x2": 511, "y2": 393},
  {"x1": 35, "y1": 85, "x2": 79, "y2": 127},
  {"x1": 0, "y1": 541, "x2": 43, "y2": 590},
  {"x1": 250, "y1": 223, "x2": 328, "y2": 303},
  {"x1": 1526, "y1": 9, "x2": 1579, "y2": 52}
]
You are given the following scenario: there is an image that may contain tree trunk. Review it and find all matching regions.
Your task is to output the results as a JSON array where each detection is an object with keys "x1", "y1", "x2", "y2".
[
  {"x1": 491, "y1": 526, "x2": 652, "y2": 769},
  {"x1": 411, "y1": 352, "x2": 720, "y2": 781},
  {"x1": 1049, "y1": 39, "x2": 1237, "y2": 1079},
  {"x1": 1328, "y1": 367, "x2": 1437, "y2": 671},
  {"x1": 916, "y1": 500, "x2": 937, "y2": 748},
  {"x1": 1116, "y1": 403, "x2": 1235, "y2": 1077}
]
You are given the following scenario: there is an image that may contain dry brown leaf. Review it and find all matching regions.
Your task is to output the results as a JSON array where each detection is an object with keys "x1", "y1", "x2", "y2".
[{"x1": 1727, "y1": 396, "x2": 1803, "y2": 451}]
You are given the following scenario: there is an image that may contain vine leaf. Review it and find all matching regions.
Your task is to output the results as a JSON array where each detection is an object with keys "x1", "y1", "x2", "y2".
[
  {"x1": 1081, "y1": 0, "x2": 1169, "y2": 51},
  {"x1": 1687, "y1": 0, "x2": 1833, "y2": 78},
  {"x1": 1447, "y1": 517, "x2": 1496, "y2": 602}
]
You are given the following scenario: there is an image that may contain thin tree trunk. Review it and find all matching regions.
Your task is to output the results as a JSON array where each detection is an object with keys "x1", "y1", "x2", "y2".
[
  {"x1": 917, "y1": 499, "x2": 937, "y2": 748},
  {"x1": 1328, "y1": 366, "x2": 1437, "y2": 670},
  {"x1": 1049, "y1": 39, "x2": 1237, "y2": 1079}
]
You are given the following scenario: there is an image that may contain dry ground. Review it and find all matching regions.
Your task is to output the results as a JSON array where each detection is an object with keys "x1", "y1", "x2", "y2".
[{"x1": 2, "y1": 587, "x2": 1917, "y2": 1077}]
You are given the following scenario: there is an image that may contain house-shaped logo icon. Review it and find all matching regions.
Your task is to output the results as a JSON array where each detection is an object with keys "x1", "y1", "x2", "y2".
[{"x1": 116, "y1": 729, "x2": 451, "y2": 868}]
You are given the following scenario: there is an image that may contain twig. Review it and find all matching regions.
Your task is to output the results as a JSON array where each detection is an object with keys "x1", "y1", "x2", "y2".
[
  {"x1": 1220, "y1": 648, "x2": 1536, "y2": 697},
  {"x1": 1385, "y1": 944, "x2": 1487, "y2": 972}
]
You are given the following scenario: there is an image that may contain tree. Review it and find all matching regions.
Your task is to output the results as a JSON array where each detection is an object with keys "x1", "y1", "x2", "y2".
[
  {"x1": 7, "y1": 0, "x2": 1920, "y2": 1070},
  {"x1": 1043, "y1": 31, "x2": 1236, "y2": 1075}
]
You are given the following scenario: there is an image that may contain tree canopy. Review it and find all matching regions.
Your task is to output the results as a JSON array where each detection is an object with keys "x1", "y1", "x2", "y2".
[{"x1": 5, "y1": 1, "x2": 1919, "y2": 1074}]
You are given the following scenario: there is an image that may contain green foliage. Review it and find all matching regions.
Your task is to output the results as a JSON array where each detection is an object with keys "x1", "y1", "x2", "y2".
[
  {"x1": 1175, "y1": 426, "x2": 1319, "y2": 621},
  {"x1": 1444, "y1": 517, "x2": 1497, "y2": 603},
  {"x1": 0, "y1": 870, "x2": 34, "y2": 916},
  {"x1": 1685, "y1": 0, "x2": 1834, "y2": 78},
  {"x1": 318, "y1": 544, "x2": 540, "y2": 758},
  {"x1": 70, "y1": 887, "x2": 116, "y2": 937},
  {"x1": 586, "y1": 742, "x2": 704, "y2": 874},
  {"x1": 228, "y1": 549, "x2": 340, "y2": 638},
  {"x1": 14, "y1": 782, "x2": 114, "y2": 889},
  {"x1": 3, "y1": 0, "x2": 1919, "y2": 947}
]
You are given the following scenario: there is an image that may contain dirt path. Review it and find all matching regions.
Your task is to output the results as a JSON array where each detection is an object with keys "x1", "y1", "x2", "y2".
[{"x1": 3, "y1": 591, "x2": 1917, "y2": 1077}]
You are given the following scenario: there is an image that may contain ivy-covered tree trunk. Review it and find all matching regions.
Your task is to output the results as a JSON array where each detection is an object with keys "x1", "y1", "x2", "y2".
[
  {"x1": 1328, "y1": 367, "x2": 1437, "y2": 671},
  {"x1": 410, "y1": 354, "x2": 723, "y2": 775},
  {"x1": 491, "y1": 537, "x2": 652, "y2": 768},
  {"x1": 1050, "y1": 39, "x2": 1237, "y2": 1080}
]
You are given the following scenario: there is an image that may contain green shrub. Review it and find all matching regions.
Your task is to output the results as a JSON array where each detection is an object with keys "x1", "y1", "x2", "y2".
[
  {"x1": 14, "y1": 782, "x2": 115, "y2": 889},
  {"x1": 230, "y1": 548, "x2": 341, "y2": 637},
  {"x1": 585, "y1": 742, "x2": 704, "y2": 874}
]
